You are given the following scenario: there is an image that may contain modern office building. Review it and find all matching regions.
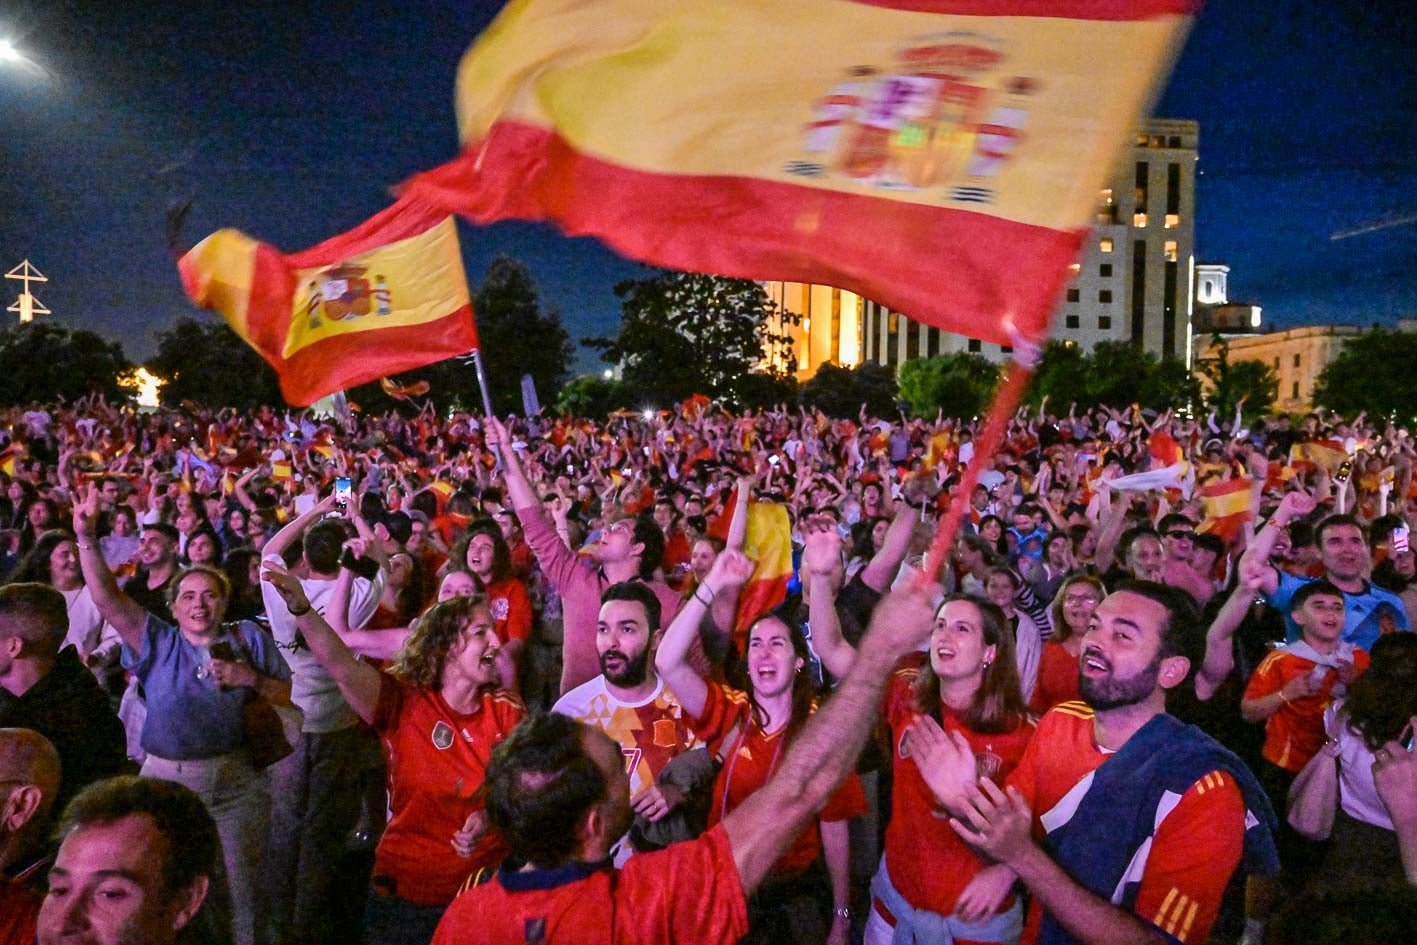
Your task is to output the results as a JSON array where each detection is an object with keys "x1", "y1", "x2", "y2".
[{"x1": 765, "y1": 119, "x2": 1200, "y2": 378}]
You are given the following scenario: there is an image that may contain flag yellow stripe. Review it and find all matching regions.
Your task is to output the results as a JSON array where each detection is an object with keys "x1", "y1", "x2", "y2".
[
  {"x1": 181, "y1": 229, "x2": 260, "y2": 342},
  {"x1": 457, "y1": 0, "x2": 1187, "y2": 231}
]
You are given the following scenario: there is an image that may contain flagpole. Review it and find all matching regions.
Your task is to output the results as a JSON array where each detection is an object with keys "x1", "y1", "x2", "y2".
[{"x1": 468, "y1": 347, "x2": 503, "y2": 470}]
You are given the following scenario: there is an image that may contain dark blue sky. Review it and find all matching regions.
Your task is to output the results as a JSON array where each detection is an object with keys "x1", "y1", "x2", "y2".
[{"x1": 1, "y1": 1, "x2": 1413, "y2": 377}]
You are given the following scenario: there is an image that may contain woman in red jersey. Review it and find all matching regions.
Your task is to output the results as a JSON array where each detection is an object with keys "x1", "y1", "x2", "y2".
[
  {"x1": 454, "y1": 520, "x2": 533, "y2": 688},
  {"x1": 262, "y1": 564, "x2": 522, "y2": 945},
  {"x1": 811, "y1": 566, "x2": 1034, "y2": 944},
  {"x1": 656, "y1": 550, "x2": 864, "y2": 945},
  {"x1": 1029, "y1": 574, "x2": 1106, "y2": 714}
]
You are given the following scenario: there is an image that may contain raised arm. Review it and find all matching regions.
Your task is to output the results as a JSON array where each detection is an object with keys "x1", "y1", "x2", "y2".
[
  {"x1": 859, "y1": 506, "x2": 915, "y2": 594},
  {"x1": 483, "y1": 415, "x2": 540, "y2": 513},
  {"x1": 261, "y1": 562, "x2": 383, "y2": 723},
  {"x1": 801, "y1": 525, "x2": 856, "y2": 679},
  {"x1": 72, "y1": 484, "x2": 147, "y2": 650},
  {"x1": 264, "y1": 492, "x2": 339, "y2": 561},
  {"x1": 1092, "y1": 485, "x2": 1128, "y2": 574},
  {"x1": 1237, "y1": 490, "x2": 1317, "y2": 597},
  {"x1": 1195, "y1": 569, "x2": 1261, "y2": 700},
  {"x1": 653, "y1": 550, "x2": 753, "y2": 718},
  {"x1": 723, "y1": 584, "x2": 938, "y2": 893}
]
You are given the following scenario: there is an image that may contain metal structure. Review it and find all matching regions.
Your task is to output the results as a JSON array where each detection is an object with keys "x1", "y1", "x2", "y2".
[{"x1": 5, "y1": 260, "x2": 51, "y2": 323}]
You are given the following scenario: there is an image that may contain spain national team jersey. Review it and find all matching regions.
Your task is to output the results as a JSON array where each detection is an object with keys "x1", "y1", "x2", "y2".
[
  {"x1": 432, "y1": 823, "x2": 748, "y2": 945},
  {"x1": 881, "y1": 667, "x2": 1034, "y2": 917},
  {"x1": 372, "y1": 673, "x2": 524, "y2": 905},
  {"x1": 693, "y1": 682, "x2": 866, "y2": 876},
  {"x1": 1006, "y1": 703, "x2": 1245, "y2": 945},
  {"x1": 553, "y1": 675, "x2": 702, "y2": 796},
  {"x1": 1242, "y1": 647, "x2": 1370, "y2": 772}
]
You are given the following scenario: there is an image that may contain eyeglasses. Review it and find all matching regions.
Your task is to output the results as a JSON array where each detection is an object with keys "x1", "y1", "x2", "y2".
[
  {"x1": 1166, "y1": 530, "x2": 1197, "y2": 541},
  {"x1": 1064, "y1": 594, "x2": 1101, "y2": 605}
]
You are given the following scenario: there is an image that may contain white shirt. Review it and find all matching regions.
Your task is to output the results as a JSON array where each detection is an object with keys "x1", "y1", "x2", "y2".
[
  {"x1": 60, "y1": 584, "x2": 122, "y2": 663},
  {"x1": 262, "y1": 554, "x2": 384, "y2": 733}
]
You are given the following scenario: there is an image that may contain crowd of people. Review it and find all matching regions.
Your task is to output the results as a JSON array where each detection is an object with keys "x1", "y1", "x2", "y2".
[{"x1": 2, "y1": 391, "x2": 1416, "y2": 945}]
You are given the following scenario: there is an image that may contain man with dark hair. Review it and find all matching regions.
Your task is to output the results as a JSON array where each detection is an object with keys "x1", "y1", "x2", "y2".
[
  {"x1": 1156, "y1": 513, "x2": 1216, "y2": 605},
  {"x1": 433, "y1": 583, "x2": 941, "y2": 944},
  {"x1": 485, "y1": 416, "x2": 681, "y2": 695},
  {"x1": 124, "y1": 523, "x2": 181, "y2": 622},
  {"x1": 0, "y1": 728, "x2": 61, "y2": 945},
  {"x1": 553, "y1": 582, "x2": 701, "y2": 861},
  {"x1": 37, "y1": 775, "x2": 227, "y2": 945},
  {"x1": 0, "y1": 584, "x2": 127, "y2": 813},
  {"x1": 916, "y1": 580, "x2": 1278, "y2": 945},
  {"x1": 259, "y1": 496, "x2": 385, "y2": 945}
]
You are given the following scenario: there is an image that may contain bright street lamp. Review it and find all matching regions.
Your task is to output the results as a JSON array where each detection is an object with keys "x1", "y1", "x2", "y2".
[{"x1": 0, "y1": 37, "x2": 49, "y2": 79}]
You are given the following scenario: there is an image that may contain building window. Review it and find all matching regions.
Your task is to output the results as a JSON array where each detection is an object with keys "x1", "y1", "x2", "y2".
[
  {"x1": 1164, "y1": 214, "x2": 1180, "y2": 229},
  {"x1": 1066, "y1": 315, "x2": 1079, "y2": 329},
  {"x1": 1099, "y1": 290, "x2": 1113, "y2": 303},
  {"x1": 887, "y1": 312, "x2": 898, "y2": 333},
  {"x1": 1293, "y1": 353, "x2": 1301, "y2": 368},
  {"x1": 1067, "y1": 288, "x2": 1080, "y2": 302},
  {"x1": 1164, "y1": 240, "x2": 1178, "y2": 262},
  {"x1": 1100, "y1": 315, "x2": 1113, "y2": 330},
  {"x1": 1168, "y1": 135, "x2": 1181, "y2": 148},
  {"x1": 1292, "y1": 381, "x2": 1299, "y2": 399},
  {"x1": 1133, "y1": 212, "x2": 1148, "y2": 228},
  {"x1": 1001, "y1": 345, "x2": 1013, "y2": 354},
  {"x1": 1100, "y1": 263, "x2": 1113, "y2": 278},
  {"x1": 1100, "y1": 238, "x2": 1114, "y2": 253},
  {"x1": 1166, "y1": 163, "x2": 1181, "y2": 216},
  {"x1": 1274, "y1": 357, "x2": 1280, "y2": 370},
  {"x1": 1131, "y1": 240, "x2": 1147, "y2": 344},
  {"x1": 1134, "y1": 162, "x2": 1149, "y2": 214}
]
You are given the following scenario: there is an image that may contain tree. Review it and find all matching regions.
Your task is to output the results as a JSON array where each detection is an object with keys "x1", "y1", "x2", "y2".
[
  {"x1": 470, "y1": 256, "x2": 573, "y2": 415},
  {"x1": 1195, "y1": 336, "x2": 1278, "y2": 416},
  {"x1": 1314, "y1": 329, "x2": 1417, "y2": 418},
  {"x1": 585, "y1": 269, "x2": 798, "y2": 406},
  {"x1": 896, "y1": 352, "x2": 1000, "y2": 418},
  {"x1": 0, "y1": 322, "x2": 131, "y2": 405},
  {"x1": 555, "y1": 374, "x2": 631, "y2": 417},
  {"x1": 149, "y1": 317, "x2": 283, "y2": 408},
  {"x1": 1026, "y1": 340, "x2": 1090, "y2": 407},
  {"x1": 800, "y1": 361, "x2": 897, "y2": 418}
]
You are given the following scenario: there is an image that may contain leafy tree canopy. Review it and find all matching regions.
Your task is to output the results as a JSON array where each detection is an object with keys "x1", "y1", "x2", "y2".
[
  {"x1": 800, "y1": 361, "x2": 898, "y2": 418},
  {"x1": 148, "y1": 317, "x2": 283, "y2": 409},
  {"x1": 585, "y1": 269, "x2": 798, "y2": 407},
  {"x1": 1314, "y1": 329, "x2": 1417, "y2": 419},
  {"x1": 469, "y1": 256, "x2": 573, "y2": 415},
  {"x1": 1194, "y1": 335, "x2": 1278, "y2": 416},
  {"x1": 0, "y1": 322, "x2": 132, "y2": 405},
  {"x1": 897, "y1": 352, "x2": 1000, "y2": 418}
]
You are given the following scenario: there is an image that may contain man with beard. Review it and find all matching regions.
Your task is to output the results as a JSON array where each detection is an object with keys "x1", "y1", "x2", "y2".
[
  {"x1": 122, "y1": 524, "x2": 180, "y2": 622},
  {"x1": 913, "y1": 582, "x2": 1278, "y2": 945},
  {"x1": 553, "y1": 582, "x2": 702, "y2": 860}
]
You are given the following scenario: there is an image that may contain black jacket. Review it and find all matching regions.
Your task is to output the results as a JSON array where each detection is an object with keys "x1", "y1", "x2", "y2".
[{"x1": 0, "y1": 646, "x2": 130, "y2": 812}]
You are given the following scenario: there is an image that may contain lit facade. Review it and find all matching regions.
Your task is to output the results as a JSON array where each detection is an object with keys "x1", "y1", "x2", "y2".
[
  {"x1": 1195, "y1": 325, "x2": 1359, "y2": 413},
  {"x1": 766, "y1": 119, "x2": 1199, "y2": 376}
]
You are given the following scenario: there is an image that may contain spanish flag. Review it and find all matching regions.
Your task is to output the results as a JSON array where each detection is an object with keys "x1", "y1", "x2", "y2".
[
  {"x1": 271, "y1": 460, "x2": 294, "y2": 482},
  {"x1": 1198, "y1": 477, "x2": 1254, "y2": 543},
  {"x1": 724, "y1": 500, "x2": 795, "y2": 647},
  {"x1": 403, "y1": 0, "x2": 1194, "y2": 347},
  {"x1": 1288, "y1": 439, "x2": 1347, "y2": 476},
  {"x1": 0, "y1": 444, "x2": 24, "y2": 477},
  {"x1": 178, "y1": 200, "x2": 478, "y2": 406}
]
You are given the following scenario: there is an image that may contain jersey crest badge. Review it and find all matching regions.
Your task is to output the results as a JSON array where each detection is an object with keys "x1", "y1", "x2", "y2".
[{"x1": 431, "y1": 720, "x2": 455, "y2": 750}]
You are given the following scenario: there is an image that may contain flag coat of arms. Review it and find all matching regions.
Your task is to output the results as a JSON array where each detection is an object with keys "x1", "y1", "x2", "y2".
[
  {"x1": 404, "y1": 0, "x2": 1195, "y2": 347},
  {"x1": 178, "y1": 200, "x2": 478, "y2": 406}
]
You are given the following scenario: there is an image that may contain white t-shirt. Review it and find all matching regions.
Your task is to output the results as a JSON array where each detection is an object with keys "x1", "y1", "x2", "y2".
[
  {"x1": 262, "y1": 554, "x2": 383, "y2": 733},
  {"x1": 59, "y1": 584, "x2": 122, "y2": 663},
  {"x1": 1327, "y1": 702, "x2": 1394, "y2": 830}
]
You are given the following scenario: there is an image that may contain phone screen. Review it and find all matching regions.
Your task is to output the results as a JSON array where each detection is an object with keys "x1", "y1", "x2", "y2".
[
  {"x1": 1393, "y1": 527, "x2": 1410, "y2": 555},
  {"x1": 334, "y1": 477, "x2": 352, "y2": 507}
]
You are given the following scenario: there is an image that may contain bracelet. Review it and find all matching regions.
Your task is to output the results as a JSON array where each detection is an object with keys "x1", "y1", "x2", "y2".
[
  {"x1": 288, "y1": 602, "x2": 311, "y2": 617},
  {"x1": 693, "y1": 587, "x2": 714, "y2": 607},
  {"x1": 77, "y1": 541, "x2": 96, "y2": 551},
  {"x1": 834, "y1": 907, "x2": 851, "y2": 920}
]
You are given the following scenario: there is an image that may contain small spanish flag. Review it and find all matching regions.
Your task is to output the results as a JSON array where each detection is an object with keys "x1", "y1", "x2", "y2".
[
  {"x1": 0, "y1": 444, "x2": 26, "y2": 476},
  {"x1": 1288, "y1": 440, "x2": 1347, "y2": 475},
  {"x1": 1197, "y1": 478, "x2": 1254, "y2": 543},
  {"x1": 271, "y1": 460, "x2": 294, "y2": 482},
  {"x1": 178, "y1": 199, "x2": 478, "y2": 406}
]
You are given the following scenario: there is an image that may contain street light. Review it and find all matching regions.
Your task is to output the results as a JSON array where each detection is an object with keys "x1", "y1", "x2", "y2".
[{"x1": 0, "y1": 37, "x2": 50, "y2": 79}]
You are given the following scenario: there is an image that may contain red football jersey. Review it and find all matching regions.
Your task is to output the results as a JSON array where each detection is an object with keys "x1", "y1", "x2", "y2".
[
  {"x1": 693, "y1": 682, "x2": 866, "y2": 876},
  {"x1": 882, "y1": 667, "x2": 1034, "y2": 916},
  {"x1": 371, "y1": 674, "x2": 524, "y2": 905},
  {"x1": 484, "y1": 575, "x2": 534, "y2": 645},
  {"x1": 1243, "y1": 648, "x2": 1370, "y2": 772},
  {"x1": 432, "y1": 823, "x2": 748, "y2": 945},
  {"x1": 1007, "y1": 703, "x2": 1245, "y2": 945},
  {"x1": 1029, "y1": 640, "x2": 1081, "y2": 714}
]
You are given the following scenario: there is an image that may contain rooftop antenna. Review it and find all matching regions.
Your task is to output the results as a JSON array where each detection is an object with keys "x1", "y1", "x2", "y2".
[{"x1": 5, "y1": 259, "x2": 51, "y2": 323}]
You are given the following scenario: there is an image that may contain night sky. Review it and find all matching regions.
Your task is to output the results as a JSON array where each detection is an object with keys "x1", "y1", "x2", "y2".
[{"x1": 1, "y1": 0, "x2": 1413, "y2": 377}]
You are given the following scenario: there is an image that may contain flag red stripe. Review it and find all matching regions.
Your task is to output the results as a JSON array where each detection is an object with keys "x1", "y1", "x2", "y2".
[
  {"x1": 404, "y1": 122, "x2": 1082, "y2": 345},
  {"x1": 848, "y1": 0, "x2": 1195, "y2": 19},
  {"x1": 734, "y1": 576, "x2": 791, "y2": 635},
  {"x1": 278, "y1": 306, "x2": 478, "y2": 406}
]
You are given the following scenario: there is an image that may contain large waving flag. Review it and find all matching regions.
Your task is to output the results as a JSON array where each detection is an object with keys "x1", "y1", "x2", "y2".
[
  {"x1": 1198, "y1": 477, "x2": 1255, "y2": 543},
  {"x1": 178, "y1": 200, "x2": 478, "y2": 406},
  {"x1": 403, "y1": 0, "x2": 1195, "y2": 347}
]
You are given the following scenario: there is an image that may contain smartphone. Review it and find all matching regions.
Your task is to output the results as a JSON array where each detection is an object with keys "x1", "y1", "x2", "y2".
[
  {"x1": 566, "y1": 464, "x2": 575, "y2": 475},
  {"x1": 768, "y1": 455, "x2": 781, "y2": 466},
  {"x1": 334, "y1": 476, "x2": 353, "y2": 509},
  {"x1": 1335, "y1": 461, "x2": 1352, "y2": 483},
  {"x1": 209, "y1": 641, "x2": 237, "y2": 663},
  {"x1": 1393, "y1": 527, "x2": 1410, "y2": 555},
  {"x1": 1403, "y1": 723, "x2": 1415, "y2": 752},
  {"x1": 621, "y1": 467, "x2": 632, "y2": 476}
]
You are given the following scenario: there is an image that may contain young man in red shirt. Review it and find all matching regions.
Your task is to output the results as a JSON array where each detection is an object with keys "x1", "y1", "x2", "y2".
[
  {"x1": 912, "y1": 581, "x2": 1278, "y2": 945},
  {"x1": 432, "y1": 583, "x2": 942, "y2": 945}
]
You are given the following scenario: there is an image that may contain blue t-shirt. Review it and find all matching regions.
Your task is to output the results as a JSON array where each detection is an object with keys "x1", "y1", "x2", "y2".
[
  {"x1": 122, "y1": 614, "x2": 291, "y2": 760},
  {"x1": 1267, "y1": 569, "x2": 1411, "y2": 651}
]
